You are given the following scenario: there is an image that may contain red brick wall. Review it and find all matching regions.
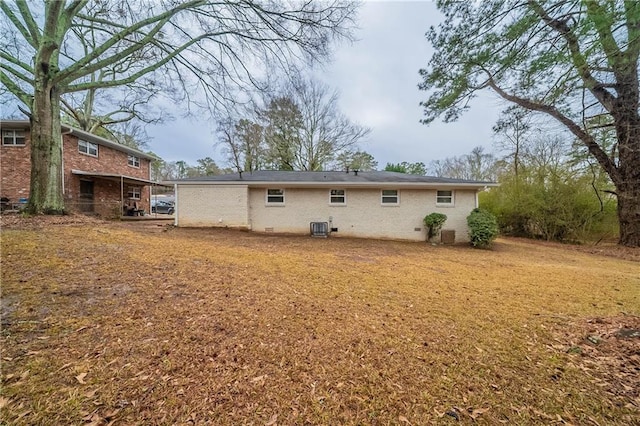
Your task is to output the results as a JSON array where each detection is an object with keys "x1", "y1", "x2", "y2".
[
  {"x1": 0, "y1": 127, "x2": 152, "y2": 216},
  {"x1": 62, "y1": 134, "x2": 152, "y2": 216},
  {"x1": 0, "y1": 128, "x2": 31, "y2": 205}
]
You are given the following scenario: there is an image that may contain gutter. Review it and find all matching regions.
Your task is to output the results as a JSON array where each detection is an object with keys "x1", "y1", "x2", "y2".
[{"x1": 163, "y1": 181, "x2": 499, "y2": 190}]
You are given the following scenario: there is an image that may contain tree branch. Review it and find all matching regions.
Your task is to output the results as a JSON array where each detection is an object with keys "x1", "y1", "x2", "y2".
[
  {"x1": 584, "y1": 0, "x2": 622, "y2": 68},
  {"x1": 0, "y1": 61, "x2": 34, "y2": 85},
  {"x1": 63, "y1": 33, "x2": 212, "y2": 92},
  {"x1": 528, "y1": 0, "x2": 617, "y2": 112},
  {"x1": 0, "y1": 51, "x2": 34, "y2": 75},
  {"x1": 15, "y1": 0, "x2": 41, "y2": 47},
  {"x1": 0, "y1": 69, "x2": 32, "y2": 105},
  {"x1": 485, "y1": 74, "x2": 622, "y2": 186},
  {"x1": 55, "y1": 0, "x2": 205, "y2": 84},
  {"x1": 0, "y1": 1, "x2": 37, "y2": 49}
]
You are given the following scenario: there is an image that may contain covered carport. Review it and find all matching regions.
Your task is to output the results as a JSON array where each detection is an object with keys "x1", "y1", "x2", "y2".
[{"x1": 70, "y1": 169, "x2": 171, "y2": 217}]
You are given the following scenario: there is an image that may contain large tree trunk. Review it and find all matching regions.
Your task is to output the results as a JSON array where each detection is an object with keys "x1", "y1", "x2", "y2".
[
  {"x1": 613, "y1": 69, "x2": 640, "y2": 247},
  {"x1": 28, "y1": 81, "x2": 64, "y2": 214},
  {"x1": 616, "y1": 134, "x2": 640, "y2": 246},
  {"x1": 617, "y1": 182, "x2": 640, "y2": 247}
]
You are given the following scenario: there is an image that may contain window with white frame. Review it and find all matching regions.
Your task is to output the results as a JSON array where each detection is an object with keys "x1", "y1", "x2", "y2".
[
  {"x1": 266, "y1": 188, "x2": 284, "y2": 204},
  {"x1": 381, "y1": 189, "x2": 399, "y2": 204},
  {"x1": 330, "y1": 189, "x2": 346, "y2": 204},
  {"x1": 2, "y1": 130, "x2": 26, "y2": 145},
  {"x1": 128, "y1": 154, "x2": 140, "y2": 168},
  {"x1": 127, "y1": 186, "x2": 141, "y2": 200},
  {"x1": 436, "y1": 190, "x2": 454, "y2": 205},
  {"x1": 78, "y1": 140, "x2": 98, "y2": 157}
]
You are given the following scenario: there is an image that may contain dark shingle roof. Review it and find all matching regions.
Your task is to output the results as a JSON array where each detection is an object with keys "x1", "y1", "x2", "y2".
[{"x1": 166, "y1": 170, "x2": 495, "y2": 186}]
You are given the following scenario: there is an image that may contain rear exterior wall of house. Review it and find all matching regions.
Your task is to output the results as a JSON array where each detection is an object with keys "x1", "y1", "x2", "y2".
[
  {"x1": 175, "y1": 184, "x2": 249, "y2": 227},
  {"x1": 174, "y1": 185, "x2": 478, "y2": 242},
  {"x1": 248, "y1": 187, "x2": 477, "y2": 242},
  {"x1": 62, "y1": 135, "x2": 151, "y2": 216},
  {"x1": 0, "y1": 127, "x2": 151, "y2": 216}
]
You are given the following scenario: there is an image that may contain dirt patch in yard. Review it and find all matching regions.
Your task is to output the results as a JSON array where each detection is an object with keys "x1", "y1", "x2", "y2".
[{"x1": 1, "y1": 220, "x2": 639, "y2": 425}]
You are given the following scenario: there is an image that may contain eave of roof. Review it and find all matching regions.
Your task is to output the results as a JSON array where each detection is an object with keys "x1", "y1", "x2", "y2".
[
  {"x1": 71, "y1": 169, "x2": 169, "y2": 186},
  {"x1": 163, "y1": 171, "x2": 498, "y2": 189},
  {"x1": 1, "y1": 119, "x2": 157, "y2": 161}
]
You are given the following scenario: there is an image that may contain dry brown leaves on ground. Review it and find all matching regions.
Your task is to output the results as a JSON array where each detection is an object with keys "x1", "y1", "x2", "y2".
[
  {"x1": 1, "y1": 217, "x2": 639, "y2": 425},
  {"x1": 555, "y1": 315, "x2": 640, "y2": 412}
]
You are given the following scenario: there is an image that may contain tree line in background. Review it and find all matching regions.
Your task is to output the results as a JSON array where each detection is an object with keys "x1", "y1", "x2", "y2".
[
  {"x1": 217, "y1": 76, "x2": 375, "y2": 172},
  {"x1": 149, "y1": 157, "x2": 231, "y2": 181}
]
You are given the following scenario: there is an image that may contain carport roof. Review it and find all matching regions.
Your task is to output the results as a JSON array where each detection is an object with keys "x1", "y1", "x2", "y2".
[
  {"x1": 72, "y1": 169, "x2": 169, "y2": 186},
  {"x1": 164, "y1": 170, "x2": 497, "y2": 188}
]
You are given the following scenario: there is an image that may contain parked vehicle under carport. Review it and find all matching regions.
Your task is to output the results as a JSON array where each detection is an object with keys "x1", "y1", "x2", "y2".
[{"x1": 151, "y1": 200, "x2": 174, "y2": 215}]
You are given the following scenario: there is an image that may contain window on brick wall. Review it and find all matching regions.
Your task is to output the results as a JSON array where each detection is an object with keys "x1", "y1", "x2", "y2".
[
  {"x1": 127, "y1": 187, "x2": 141, "y2": 200},
  {"x1": 266, "y1": 188, "x2": 284, "y2": 204},
  {"x1": 381, "y1": 189, "x2": 399, "y2": 204},
  {"x1": 128, "y1": 154, "x2": 140, "y2": 168},
  {"x1": 330, "y1": 189, "x2": 346, "y2": 205},
  {"x1": 78, "y1": 140, "x2": 98, "y2": 157},
  {"x1": 2, "y1": 130, "x2": 26, "y2": 145},
  {"x1": 436, "y1": 190, "x2": 454, "y2": 206}
]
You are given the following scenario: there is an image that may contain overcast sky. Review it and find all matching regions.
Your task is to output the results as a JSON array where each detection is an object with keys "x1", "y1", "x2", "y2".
[{"x1": 147, "y1": 0, "x2": 508, "y2": 168}]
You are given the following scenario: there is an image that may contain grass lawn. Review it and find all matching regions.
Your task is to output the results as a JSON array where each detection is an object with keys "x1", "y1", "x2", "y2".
[{"x1": 1, "y1": 219, "x2": 639, "y2": 425}]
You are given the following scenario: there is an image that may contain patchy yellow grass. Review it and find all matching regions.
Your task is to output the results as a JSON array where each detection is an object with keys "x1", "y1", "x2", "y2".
[{"x1": 1, "y1": 223, "x2": 639, "y2": 425}]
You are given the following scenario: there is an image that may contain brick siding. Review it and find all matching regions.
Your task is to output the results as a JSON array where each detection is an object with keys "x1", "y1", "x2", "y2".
[
  {"x1": 0, "y1": 127, "x2": 152, "y2": 216},
  {"x1": 175, "y1": 184, "x2": 478, "y2": 242}
]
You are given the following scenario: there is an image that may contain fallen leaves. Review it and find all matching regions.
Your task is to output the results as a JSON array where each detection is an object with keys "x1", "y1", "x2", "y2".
[
  {"x1": 1, "y1": 222, "x2": 638, "y2": 425},
  {"x1": 75, "y1": 372, "x2": 88, "y2": 384},
  {"x1": 0, "y1": 396, "x2": 11, "y2": 409},
  {"x1": 265, "y1": 413, "x2": 278, "y2": 425}
]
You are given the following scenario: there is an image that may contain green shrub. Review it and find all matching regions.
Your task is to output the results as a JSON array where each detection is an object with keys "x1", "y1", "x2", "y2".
[
  {"x1": 423, "y1": 212, "x2": 447, "y2": 241},
  {"x1": 467, "y1": 208, "x2": 499, "y2": 248},
  {"x1": 479, "y1": 168, "x2": 619, "y2": 243}
]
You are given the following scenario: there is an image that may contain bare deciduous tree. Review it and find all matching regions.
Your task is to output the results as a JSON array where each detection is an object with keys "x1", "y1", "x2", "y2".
[
  {"x1": 218, "y1": 76, "x2": 371, "y2": 171},
  {"x1": 0, "y1": 0, "x2": 358, "y2": 213}
]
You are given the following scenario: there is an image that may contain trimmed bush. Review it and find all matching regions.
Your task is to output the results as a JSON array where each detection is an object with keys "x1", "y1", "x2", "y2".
[
  {"x1": 423, "y1": 212, "x2": 447, "y2": 242},
  {"x1": 467, "y1": 208, "x2": 499, "y2": 248}
]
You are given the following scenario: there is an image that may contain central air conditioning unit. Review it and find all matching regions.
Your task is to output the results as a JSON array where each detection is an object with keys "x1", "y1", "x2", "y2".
[{"x1": 310, "y1": 222, "x2": 329, "y2": 237}]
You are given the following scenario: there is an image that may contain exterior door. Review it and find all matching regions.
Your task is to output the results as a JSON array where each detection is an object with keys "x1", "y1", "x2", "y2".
[{"x1": 79, "y1": 180, "x2": 94, "y2": 213}]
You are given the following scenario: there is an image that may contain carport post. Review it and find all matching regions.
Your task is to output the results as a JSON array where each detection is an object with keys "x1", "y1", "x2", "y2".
[{"x1": 120, "y1": 176, "x2": 124, "y2": 216}]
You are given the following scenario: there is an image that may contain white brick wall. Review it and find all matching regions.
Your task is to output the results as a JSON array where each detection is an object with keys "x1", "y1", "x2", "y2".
[
  {"x1": 176, "y1": 184, "x2": 478, "y2": 242},
  {"x1": 176, "y1": 184, "x2": 249, "y2": 227},
  {"x1": 248, "y1": 187, "x2": 477, "y2": 242}
]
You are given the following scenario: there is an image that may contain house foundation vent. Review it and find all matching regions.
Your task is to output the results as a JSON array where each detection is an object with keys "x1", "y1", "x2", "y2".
[
  {"x1": 310, "y1": 222, "x2": 329, "y2": 237},
  {"x1": 441, "y1": 229, "x2": 455, "y2": 244}
]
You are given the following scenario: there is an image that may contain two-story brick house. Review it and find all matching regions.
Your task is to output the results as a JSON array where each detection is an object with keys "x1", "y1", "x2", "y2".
[{"x1": 1, "y1": 119, "x2": 159, "y2": 216}]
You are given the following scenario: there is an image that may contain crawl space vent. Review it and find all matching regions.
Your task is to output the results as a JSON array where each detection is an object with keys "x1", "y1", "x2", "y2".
[{"x1": 310, "y1": 222, "x2": 329, "y2": 237}]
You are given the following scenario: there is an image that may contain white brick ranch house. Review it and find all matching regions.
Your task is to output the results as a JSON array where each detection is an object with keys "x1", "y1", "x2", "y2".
[{"x1": 166, "y1": 170, "x2": 497, "y2": 242}]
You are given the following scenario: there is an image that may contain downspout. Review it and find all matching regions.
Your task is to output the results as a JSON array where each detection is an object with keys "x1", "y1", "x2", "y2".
[
  {"x1": 60, "y1": 129, "x2": 72, "y2": 198},
  {"x1": 120, "y1": 176, "x2": 124, "y2": 216},
  {"x1": 174, "y1": 184, "x2": 178, "y2": 226},
  {"x1": 148, "y1": 159, "x2": 152, "y2": 215}
]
